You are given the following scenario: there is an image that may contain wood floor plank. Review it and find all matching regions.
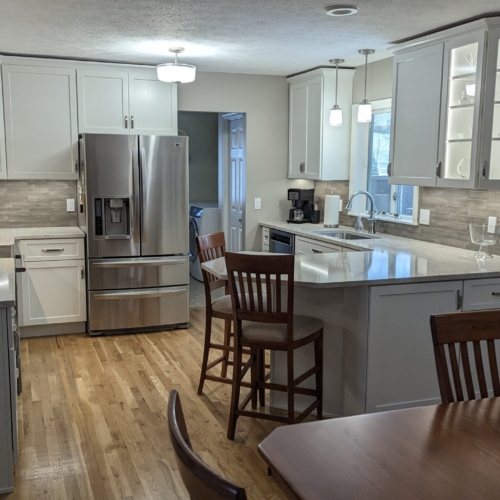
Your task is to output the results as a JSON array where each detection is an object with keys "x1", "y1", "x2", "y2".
[{"x1": 6, "y1": 309, "x2": 288, "y2": 500}]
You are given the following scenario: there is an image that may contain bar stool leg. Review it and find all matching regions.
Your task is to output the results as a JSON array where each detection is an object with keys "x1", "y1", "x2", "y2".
[
  {"x1": 197, "y1": 310, "x2": 213, "y2": 395},
  {"x1": 220, "y1": 320, "x2": 231, "y2": 379},
  {"x1": 227, "y1": 344, "x2": 243, "y2": 440},
  {"x1": 251, "y1": 348, "x2": 258, "y2": 410},
  {"x1": 258, "y1": 349, "x2": 265, "y2": 407},
  {"x1": 287, "y1": 349, "x2": 295, "y2": 425},
  {"x1": 314, "y1": 332, "x2": 324, "y2": 420}
]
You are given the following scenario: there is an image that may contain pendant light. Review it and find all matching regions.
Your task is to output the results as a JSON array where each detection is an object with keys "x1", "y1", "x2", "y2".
[
  {"x1": 329, "y1": 59, "x2": 344, "y2": 126},
  {"x1": 157, "y1": 48, "x2": 196, "y2": 83},
  {"x1": 357, "y1": 49, "x2": 375, "y2": 123}
]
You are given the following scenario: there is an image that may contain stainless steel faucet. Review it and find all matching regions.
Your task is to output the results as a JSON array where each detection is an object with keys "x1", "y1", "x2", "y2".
[{"x1": 345, "y1": 190, "x2": 378, "y2": 234}]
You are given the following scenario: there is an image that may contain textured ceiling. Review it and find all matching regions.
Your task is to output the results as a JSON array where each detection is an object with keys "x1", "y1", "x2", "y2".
[{"x1": 0, "y1": 0, "x2": 499, "y2": 75}]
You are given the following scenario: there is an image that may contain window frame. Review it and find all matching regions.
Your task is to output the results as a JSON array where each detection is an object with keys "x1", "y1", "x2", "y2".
[{"x1": 348, "y1": 98, "x2": 419, "y2": 226}]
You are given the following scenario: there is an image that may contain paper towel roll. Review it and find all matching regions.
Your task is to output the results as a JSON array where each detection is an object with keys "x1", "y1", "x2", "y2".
[{"x1": 324, "y1": 195, "x2": 340, "y2": 228}]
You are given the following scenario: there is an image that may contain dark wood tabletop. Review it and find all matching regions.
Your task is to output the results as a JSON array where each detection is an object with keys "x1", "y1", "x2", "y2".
[{"x1": 258, "y1": 398, "x2": 500, "y2": 500}]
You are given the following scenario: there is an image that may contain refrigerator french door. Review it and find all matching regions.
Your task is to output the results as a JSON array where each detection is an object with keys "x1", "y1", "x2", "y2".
[{"x1": 79, "y1": 134, "x2": 189, "y2": 335}]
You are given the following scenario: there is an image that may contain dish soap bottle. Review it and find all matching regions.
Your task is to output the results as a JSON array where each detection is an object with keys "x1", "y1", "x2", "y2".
[{"x1": 355, "y1": 214, "x2": 364, "y2": 232}]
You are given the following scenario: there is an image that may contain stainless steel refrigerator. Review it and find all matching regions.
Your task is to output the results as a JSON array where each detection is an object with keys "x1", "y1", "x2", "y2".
[{"x1": 78, "y1": 134, "x2": 189, "y2": 335}]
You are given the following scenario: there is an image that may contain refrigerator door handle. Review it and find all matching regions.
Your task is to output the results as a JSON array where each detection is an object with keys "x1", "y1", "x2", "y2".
[
  {"x1": 132, "y1": 147, "x2": 141, "y2": 244},
  {"x1": 140, "y1": 147, "x2": 148, "y2": 243},
  {"x1": 93, "y1": 288, "x2": 187, "y2": 300},
  {"x1": 92, "y1": 258, "x2": 186, "y2": 268}
]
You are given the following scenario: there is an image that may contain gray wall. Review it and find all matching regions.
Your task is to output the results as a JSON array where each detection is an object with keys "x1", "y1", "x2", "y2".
[
  {"x1": 0, "y1": 180, "x2": 77, "y2": 227},
  {"x1": 315, "y1": 57, "x2": 500, "y2": 255},
  {"x1": 178, "y1": 71, "x2": 313, "y2": 251},
  {"x1": 178, "y1": 111, "x2": 219, "y2": 204}
]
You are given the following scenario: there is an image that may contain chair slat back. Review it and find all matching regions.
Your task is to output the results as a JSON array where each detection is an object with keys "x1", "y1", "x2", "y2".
[
  {"x1": 225, "y1": 253, "x2": 294, "y2": 336},
  {"x1": 167, "y1": 390, "x2": 247, "y2": 500},
  {"x1": 430, "y1": 310, "x2": 500, "y2": 404},
  {"x1": 196, "y1": 232, "x2": 227, "y2": 296}
]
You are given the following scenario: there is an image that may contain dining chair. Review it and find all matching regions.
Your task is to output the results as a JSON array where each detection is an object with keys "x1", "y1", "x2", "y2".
[
  {"x1": 168, "y1": 389, "x2": 247, "y2": 500},
  {"x1": 225, "y1": 252, "x2": 323, "y2": 440},
  {"x1": 196, "y1": 232, "x2": 234, "y2": 394},
  {"x1": 430, "y1": 309, "x2": 500, "y2": 403}
]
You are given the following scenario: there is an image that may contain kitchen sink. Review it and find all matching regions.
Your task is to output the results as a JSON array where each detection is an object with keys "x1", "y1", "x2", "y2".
[{"x1": 313, "y1": 231, "x2": 376, "y2": 240}]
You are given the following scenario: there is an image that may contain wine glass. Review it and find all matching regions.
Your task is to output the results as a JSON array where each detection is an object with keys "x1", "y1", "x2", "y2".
[{"x1": 469, "y1": 224, "x2": 500, "y2": 259}]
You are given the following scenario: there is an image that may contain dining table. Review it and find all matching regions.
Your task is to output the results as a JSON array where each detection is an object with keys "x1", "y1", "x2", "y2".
[{"x1": 258, "y1": 398, "x2": 500, "y2": 500}]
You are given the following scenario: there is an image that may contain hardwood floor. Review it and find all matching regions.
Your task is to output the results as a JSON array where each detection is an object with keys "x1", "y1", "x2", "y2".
[{"x1": 2, "y1": 308, "x2": 287, "y2": 500}]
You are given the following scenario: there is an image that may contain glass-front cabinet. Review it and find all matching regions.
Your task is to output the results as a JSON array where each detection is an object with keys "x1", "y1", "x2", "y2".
[{"x1": 390, "y1": 18, "x2": 500, "y2": 189}]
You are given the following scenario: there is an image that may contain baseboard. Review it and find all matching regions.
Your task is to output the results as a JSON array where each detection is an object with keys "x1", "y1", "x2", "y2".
[
  {"x1": 269, "y1": 402, "x2": 339, "y2": 419},
  {"x1": 20, "y1": 322, "x2": 87, "y2": 338}
]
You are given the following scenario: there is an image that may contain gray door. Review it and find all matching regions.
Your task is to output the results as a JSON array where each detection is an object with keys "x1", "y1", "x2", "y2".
[
  {"x1": 84, "y1": 134, "x2": 140, "y2": 258},
  {"x1": 139, "y1": 136, "x2": 189, "y2": 256}
]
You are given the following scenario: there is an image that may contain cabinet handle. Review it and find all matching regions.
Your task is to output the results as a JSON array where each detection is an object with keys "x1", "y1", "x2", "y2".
[
  {"x1": 436, "y1": 161, "x2": 442, "y2": 179},
  {"x1": 42, "y1": 248, "x2": 64, "y2": 252},
  {"x1": 80, "y1": 266, "x2": 85, "y2": 279},
  {"x1": 125, "y1": 116, "x2": 128, "y2": 129},
  {"x1": 312, "y1": 248, "x2": 323, "y2": 254},
  {"x1": 456, "y1": 289, "x2": 463, "y2": 310},
  {"x1": 482, "y1": 161, "x2": 488, "y2": 180},
  {"x1": 387, "y1": 161, "x2": 392, "y2": 177},
  {"x1": 14, "y1": 255, "x2": 26, "y2": 273},
  {"x1": 131, "y1": 116, "x2": 134, "y2": 129},
  {"x1": 299, "y1": 162, "x2": 305, "y2": 174},
  {"x1": 74, "y1": 160, "x2": 78, "y2": 172},
  {"x1": 492, "y1": 292, "x2": 500, "y2": 297}
]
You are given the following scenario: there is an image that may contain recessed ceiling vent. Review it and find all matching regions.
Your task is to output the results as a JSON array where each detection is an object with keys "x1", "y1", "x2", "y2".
[{"x1": 325, "y1": 5, "x2": 359, "y2": 16}]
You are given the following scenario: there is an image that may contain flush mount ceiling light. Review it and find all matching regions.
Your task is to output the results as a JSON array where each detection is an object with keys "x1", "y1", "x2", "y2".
[
  {"x1": 329, "y1": 59, "x2": 344, "y2": 127},
  {"x1": 157, "y1": 47, "x2": 196, "y2": 83},
  {"x1": 357, "y1": 49, "x2": 375, "y2": 123},
  {"x1": 325, "y1": 5, "x2": 359, "y2": 16}
]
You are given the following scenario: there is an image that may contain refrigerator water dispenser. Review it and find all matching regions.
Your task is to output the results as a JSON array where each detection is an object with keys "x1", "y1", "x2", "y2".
[{"x1": 94, "y1": 197, "x2": 131, "y2": 239}]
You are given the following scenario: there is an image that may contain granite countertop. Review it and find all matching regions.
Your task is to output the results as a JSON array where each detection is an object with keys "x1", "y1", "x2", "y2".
[
  {"x1": 201, "y1": 221, "x2": 500, "y2": 288},
  {"x1": 0, "y1": 226, "x2": 85, "y2": 307}
]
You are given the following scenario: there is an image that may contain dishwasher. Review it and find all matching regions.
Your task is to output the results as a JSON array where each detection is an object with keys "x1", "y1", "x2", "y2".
[{"x1": 269, "y1": 229, "x2": 295, "y2": 254}]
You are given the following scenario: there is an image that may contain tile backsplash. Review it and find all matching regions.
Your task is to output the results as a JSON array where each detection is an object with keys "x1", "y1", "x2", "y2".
[
  {"x1": 0, "y1": 180, "x2": 77, "y2": 227},
  {"x1": 314, "y1": 181, "x2": 500, "y2": 255}
]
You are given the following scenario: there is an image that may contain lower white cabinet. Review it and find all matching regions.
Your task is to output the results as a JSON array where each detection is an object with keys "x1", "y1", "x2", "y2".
[
  {"x1": 366, "y1": 281, "x2": 463, "y2": 413},
  {"x1": 20, "y1": 259, "x2": 86, "y2": 326}
]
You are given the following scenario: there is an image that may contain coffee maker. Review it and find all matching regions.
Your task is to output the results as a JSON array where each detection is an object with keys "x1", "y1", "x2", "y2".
[{"x1": 287, "y1": 188, "x2": 314, "y2": 223}]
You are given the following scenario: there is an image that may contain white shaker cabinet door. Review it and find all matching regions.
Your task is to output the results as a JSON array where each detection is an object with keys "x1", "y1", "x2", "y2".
[
  {"x1": 2, "y1": 65, "x2": 79, "y2": 180},
  {"x1": 366, "y1": 281, "x2": 463, "y2": 413},
  {"x1": 288, "y1": 81, "x2": 308, "y2": 178},
  {"x1": 129, "y1": 74, "x2": 177, "y2": 135},
  {"x1": 21, "y1": 259, "x2": 87, "y2": 326},
  {"x1": 389, "y1": 44, "x2": 444, "y2": 187},
  {"x1": 77, "y1": 70, "x2": 129, "y2": 134},
  {"x1": 0, "y1": 74, "x2": 6, "y2": 180}
]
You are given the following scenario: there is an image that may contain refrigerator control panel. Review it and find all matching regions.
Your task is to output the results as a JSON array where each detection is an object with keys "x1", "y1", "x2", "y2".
[{"x1": 95, "y1": 198, "x2": 103, "y2": 236}]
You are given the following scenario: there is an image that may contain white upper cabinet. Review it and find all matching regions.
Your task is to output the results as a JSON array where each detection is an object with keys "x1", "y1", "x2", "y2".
[
  {"x1": 129, "y1": 73, "x2": 177, "y2": 135},
  {"x1": 0, "y1": 74, "x2": 6, "y2": 180},
  {"x1": 2, "y1": 65, "x2": 79, "y2": 180},
  {"x1": 389, "y1": 17, "x2": 500, "y2": 189},
  {"x1": 288, "y1": 68, "x2": 355, "y2": 180},
  {"x1": 77, "y1": 70, "x2": 130, "y2": 134},
  {"x1": 77, "y1": 69, "x2": 177, "y2": 136}
]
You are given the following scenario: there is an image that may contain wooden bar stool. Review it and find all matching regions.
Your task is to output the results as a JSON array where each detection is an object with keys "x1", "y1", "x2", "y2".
[{"x1": 225, "y1": 252, "x2": 323, "y2": 440}]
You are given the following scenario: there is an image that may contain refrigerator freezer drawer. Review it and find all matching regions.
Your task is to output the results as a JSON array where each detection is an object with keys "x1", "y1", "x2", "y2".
[
  {"x1": 88, "y1": 256, "x2": 189, "y2": 290},
  {"x1": 88, "y1": 286, "x2": 189, "y2": 333}
]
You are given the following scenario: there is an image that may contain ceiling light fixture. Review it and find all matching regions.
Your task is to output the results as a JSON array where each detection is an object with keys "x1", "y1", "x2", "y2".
[
  {"x1": 325, "y1": 5, "x2": 359, "y2": 17},
  {"x1": 357, "y1": 49, "x2": 375, "y2": 123},
  {"x1": 329, "y1": 58, "x2": 344, "y2": 127},
  {"x1": 157, "y1": 48, "x2": 196, "y2": 83}
]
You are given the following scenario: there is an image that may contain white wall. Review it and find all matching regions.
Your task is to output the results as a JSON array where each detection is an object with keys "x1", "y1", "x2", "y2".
[
  {"x1": 353, "y1": 57, "x2": 393, "y2": 103},
  {"x1": 178, "y1": 111, "x2": 219, "y2": 204},
  {"x1": 177, "y1": 71, "x2": 312, "y2": 250}
]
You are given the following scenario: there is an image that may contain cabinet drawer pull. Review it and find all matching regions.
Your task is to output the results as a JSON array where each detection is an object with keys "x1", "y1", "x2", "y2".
[
  {"x1": 483, "y1": 161, "x2": 488, "y2": 179},
  {"x1": 80, "y1": 266, "x2": 85, "y2": 279},
  {"x1": 436, "y1": 161, "x2": 442, "y2": 179},
  {"x1": 492, "y1": 292, "x2": 500, "y2": 297},
  {"x1": 74, "y1": 160, "x2": 78, "y2": 172},
  {"x1": 124, "y1": 116, "x2": 128, "y2": 129},
  {"x1": 456, "y1": 289, "x2": 463, "y2": 310},
  {"x1": 42, "y1": 248, "x2": 64, "y2": 252},
  {"x1": 387, "y1": 161, "x2": 392, "y2": 177},
  {"x1": 312, "y1": 248, "x2": 323, "y2": 254},
  {"x1": 14, "y1": 254, "x2": 26, "y2": 273},
  {"x1": 131, "y1": 116, "x2": 134, "y2": 129}
]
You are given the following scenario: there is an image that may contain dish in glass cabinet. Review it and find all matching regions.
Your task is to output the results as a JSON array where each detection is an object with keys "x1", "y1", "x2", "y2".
[{"x1": 457, "y1": 158, "x2": 470, "y2": 179}]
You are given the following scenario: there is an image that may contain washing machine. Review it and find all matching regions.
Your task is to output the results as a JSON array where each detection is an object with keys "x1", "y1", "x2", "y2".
[{"x1": 189, "y1": 203, "x2": 220, "y2": 281}]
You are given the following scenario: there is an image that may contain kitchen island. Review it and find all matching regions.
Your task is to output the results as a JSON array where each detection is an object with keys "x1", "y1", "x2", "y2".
[{"x1": 202, "y1": 222, "x2": 500, "y2": 417}]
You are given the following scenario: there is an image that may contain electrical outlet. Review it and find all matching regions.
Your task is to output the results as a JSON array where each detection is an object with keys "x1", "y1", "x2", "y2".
[
  {"x1": 66, "y1": 199, "x2": 75, "y2": 212},
  {"x1": 419, "y1": 209, "x2": 430, "y2": 225},
  {"x1": 488, "y1": 216, "x2": 497, "y2": 233},
  {"x1": 254, "y1": 198, "x2": 262, "y2": 210},
  {"x1": 339, "y1": 199, "x2": 343, "y2": 212}
]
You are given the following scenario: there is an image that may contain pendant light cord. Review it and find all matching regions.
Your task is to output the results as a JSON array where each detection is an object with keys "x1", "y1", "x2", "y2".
[
  {"x1": 335, "y1": 60, "x2": 339, "y2": 107},
  {"x1": 363, "y1": 52, "x2": 368, "y2": 102}
]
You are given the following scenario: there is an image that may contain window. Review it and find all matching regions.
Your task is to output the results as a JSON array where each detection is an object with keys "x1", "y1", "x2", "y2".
[{"x1": 349, "y1": 98, "x2": 419, "y2": 225}]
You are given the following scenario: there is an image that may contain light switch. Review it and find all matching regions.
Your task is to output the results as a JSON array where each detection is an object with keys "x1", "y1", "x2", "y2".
[
  {"x1": 254, "y1": 198, "x2": 262, "y2": 210},
  {"x1": 419, "y1": 209, "x2": 430, "y2": 225},
  {"x1": 66, "y1": 198, "x2": 76, "y2": 212}
]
